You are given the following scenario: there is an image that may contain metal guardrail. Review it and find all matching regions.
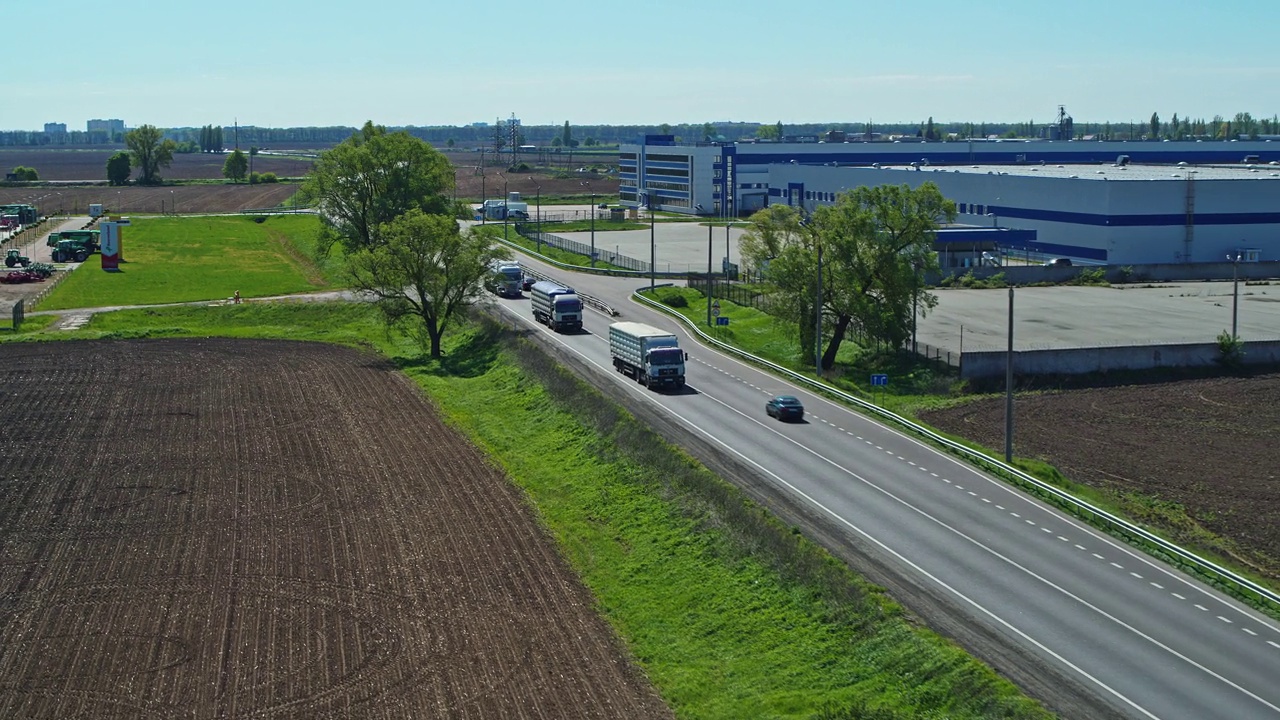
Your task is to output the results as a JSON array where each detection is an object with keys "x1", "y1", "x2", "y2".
[{"x1": 632, "y1": 289, "x2": 1280, "y2": 613}]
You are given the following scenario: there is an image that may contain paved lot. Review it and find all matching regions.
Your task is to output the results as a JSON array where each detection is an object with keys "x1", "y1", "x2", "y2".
[
  {"x1": 918, "y1": 281, "x2": 1280, "y2": 353},
  {"x1": 558, "y1": 221, "x2": 747, "y2": 275}
]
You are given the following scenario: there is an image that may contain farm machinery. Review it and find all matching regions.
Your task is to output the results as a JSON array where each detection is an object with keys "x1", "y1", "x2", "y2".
[
  {"x1": 51, "y1": 238, "x2": 94, "y2": 263},
  {"x1": 47, "y1": 229, "x2": 100, "y2": 251},
  {"x1": 0, "y1": 261, "x2": 53, "y2": 284},
  {"x1": 4, "y1": 248, "x2": 31, "y2": 267}
]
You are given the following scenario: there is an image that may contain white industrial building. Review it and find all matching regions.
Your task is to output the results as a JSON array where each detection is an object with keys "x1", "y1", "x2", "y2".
[{"x1": 620, "y1": 136, "x2": 1280, "y2": 264}]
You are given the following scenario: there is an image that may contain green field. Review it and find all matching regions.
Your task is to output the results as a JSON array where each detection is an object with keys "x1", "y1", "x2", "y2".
[{"x1": 36, "y1": 215, "x2": 340, "y2": 311}]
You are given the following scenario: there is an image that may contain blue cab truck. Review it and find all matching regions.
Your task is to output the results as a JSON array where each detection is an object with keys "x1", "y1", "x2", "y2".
[
  {"x1": 608, "y1": 321, "x2": 687, "y2": 390},
  {"x1": 529, "y1": 280, "x2": 582, "y2": 332}
]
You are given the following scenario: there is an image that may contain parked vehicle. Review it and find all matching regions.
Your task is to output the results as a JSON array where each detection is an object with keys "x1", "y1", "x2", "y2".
[
  {"x1": 51, "y1": 239, "x2": 92, "y2": 263},
  {"x1": 608, "y1": 322, "x2": 687, "y2": 390},
  {"x1": 486, "y1": 260, "x2": 523, "y2": 298},
  {"x1": 4, "y1": 249, "x2": 31, "y2": 268},
  {"x1": 765, "y1": 395, "x2": 805, "y2": 421},
  {"x1": 529, "y1": 280, "x2": 582, "y2": 332},
  {"x1": 46, "y1": 229, "x2": 99, "y2": 251}
]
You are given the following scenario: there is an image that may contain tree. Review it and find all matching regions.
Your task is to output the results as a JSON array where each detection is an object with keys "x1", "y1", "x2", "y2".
[
  {"x1": 222, "y1": 149, "x2": 248, "y2": 183},
  {"x1": 775, "y1": 121, "x2": 785, "y2": 139},
  {"x1": 756, "y1": 123, "x2": 781, "y2": 141},
  {"x1": 702, "y1": 122, "x2": 716, "y2": 141},
  {"x1": 346, "y1": 209, "x2": 507, "y2": 357},
  {"x1": 740, "y1": 183, "x2": 954, "y2": 369},
  {"x1": 106, "y1": 151, "x2": 132, "y2": 185},
  {"x1": 302, "y1": 121, "x2": 455, "y2": 254},
  {"x1": 9, "y1": 166, "x2": 38, "y2": 181},
  {"x1": 562, "y1": 121, "x2": 573, "y2": 148},
  {"x1": 126, "y1": 124, "x2": 177, "y2": 185},
  {"x1": 1150, "y1": 112, "x2": 1160, "y2": 140}
]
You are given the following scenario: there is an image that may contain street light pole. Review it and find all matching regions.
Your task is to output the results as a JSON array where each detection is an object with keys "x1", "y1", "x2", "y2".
[
  {"x1": 648, "y1": 192, "x2": 656, "y2": 292},
  {"x1": 707, "y1": 215, "x2": 714, "y2": 326},
  {"x1": 586, "y1": 182, "x2": 596, "y2": 267},
  {"x1": 530, "y1": 177, "x2": 542, "y2": 254},
  {"x1": 502, "y1": 175, "x2": 509, "y2": 242},
  {"x1": 1005, "y1": 286, "x2": 1015, "y2": 463},
  {"x1": 1229, "y1": 252, "x2": 1242, "y2": 339}
]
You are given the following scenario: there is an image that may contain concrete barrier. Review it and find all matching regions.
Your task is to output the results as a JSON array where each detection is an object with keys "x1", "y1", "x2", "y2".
[{"x1": 961, "y1": 339, "x2": 1280, "y2": 379}]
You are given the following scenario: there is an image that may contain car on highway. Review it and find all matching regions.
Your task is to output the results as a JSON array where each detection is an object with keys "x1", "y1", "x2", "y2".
[
  {"x1": 1043, "y1": 257, "x2": 1072, "y2": 267},
  {"x1": 765, "y1": 395, "x2": 805, "y2": 421},
  {"x1": 522, "y1": 276, "x2": 535, "y2": 291}
]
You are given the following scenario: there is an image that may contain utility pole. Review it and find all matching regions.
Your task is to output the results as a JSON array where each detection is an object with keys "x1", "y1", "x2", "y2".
[{"x1": 1005, "y1": 286, "x2": 1015, "y2": 463}]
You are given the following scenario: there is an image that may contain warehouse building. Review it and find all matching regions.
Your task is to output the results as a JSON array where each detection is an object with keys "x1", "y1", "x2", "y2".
[{"x1": 620, "y1": 136, "x2": 1280, "y2": 264}]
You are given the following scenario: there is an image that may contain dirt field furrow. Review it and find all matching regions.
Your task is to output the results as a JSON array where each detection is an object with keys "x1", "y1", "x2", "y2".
[{"x1": 0, "y1": 338, "x2": 673, "y2": 719}]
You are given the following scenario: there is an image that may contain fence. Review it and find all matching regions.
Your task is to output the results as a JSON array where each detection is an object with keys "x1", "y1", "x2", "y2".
[{"x1": 514, "y1": 223, "x2": 679, "y2": 276}]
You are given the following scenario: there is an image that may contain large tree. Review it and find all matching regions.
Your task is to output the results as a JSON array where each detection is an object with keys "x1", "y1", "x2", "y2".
[
  {"x1": 106, "y1": 151, "x2": 132, "y2": 185},
  {"x1": 222, "y1": 149, "x2": 248, "y2": 183},
  {"x1": 303, "y1": 121, "x2": 455, "y2": 254},
  {"x1": 126, "y1": 124, "x2": 176, "y2": 185},
  {"x1": 346, "y1": 209, "x2": 507, "y2": 357},
  {"x1": 740, "y1": 183, "x2": 954, "y2": 369}
]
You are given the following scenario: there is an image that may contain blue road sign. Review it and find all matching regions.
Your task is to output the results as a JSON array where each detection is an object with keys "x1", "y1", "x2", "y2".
[
  {"x1": 716, "y1": 316, "x2": 730, "y2": 326},
  {"x1": 871, "y1": 373, "x2": 888, "y2": 386}
]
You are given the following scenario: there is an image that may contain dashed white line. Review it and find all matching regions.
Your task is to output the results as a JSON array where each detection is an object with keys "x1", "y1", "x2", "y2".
[
  {"x1": 1194, "y1": 604, "x2": 1209, "y2": 612},
  {"x1": 1243, "y1": 628, "x2": 1257, "y2": 636},
  {"x1": 1110, "y1": 562, "x2": 1124, "y2": 570},
  {"x1": 1041, "y1": 527, "x2": 1053, "y2": 533},
  {"x1": 1057, "y1": 536, "x2": 1070, "y2": 542},
  {"x1": 995, "y1": 505, "x2": 1005, "y2": 510},
  {"x1": 982, "y1": 498, "x2": 992, "y2": 503},
  {"x1": 1130, "y1": 572, "x2": 1143, "y2": 580},
  {"x1": 1218, "y1": 616, "x2": 1233, "y2": 624},
  {"x1": 1025, "y1": 519, "x2": 1036, "y2": 525},
  {"x1": 1092, "y1": 553, "x2": 1105, "y2": 560},
  {"x1": 1172, "y1": 593, "x2": 1187, "y2": 600},
  {"x1": 1150, "y1": 582, "x2": 1164, "y2": 590},
  {"x1": 1075, "y1": 544, "x2": 1086, "y2": 551},
  {"x1": 1267, "y1": 640, "x2": 1279, "y2": 649}
]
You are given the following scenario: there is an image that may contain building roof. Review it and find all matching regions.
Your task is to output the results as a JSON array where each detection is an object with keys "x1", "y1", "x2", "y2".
[{"x1": 873, "y1": 162, "x2": 1280, "y2": 181}]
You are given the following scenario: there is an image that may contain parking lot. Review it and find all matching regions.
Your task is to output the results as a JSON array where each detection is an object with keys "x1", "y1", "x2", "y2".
[{"x1": 919, "y1": 281, "x2": 1280, "y2": 353}]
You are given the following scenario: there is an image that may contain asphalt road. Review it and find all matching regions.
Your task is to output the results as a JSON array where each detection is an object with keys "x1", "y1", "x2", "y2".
[{"x1": 491, "y1": 251, "x2": 1280, "y2": 720}]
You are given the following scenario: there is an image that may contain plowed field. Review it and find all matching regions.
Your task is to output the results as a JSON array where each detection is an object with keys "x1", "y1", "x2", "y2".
[
  {"x1": 920, "y1": 374, "x2": 1280, "y2": 580},
  {"x1": 0, "y1": 338, "x2": 672, "y2": 719}
]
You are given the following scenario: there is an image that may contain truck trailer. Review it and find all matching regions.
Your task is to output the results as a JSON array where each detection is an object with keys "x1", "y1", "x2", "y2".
[
  {"x1": 486, "y1": 260, "x2": 523, "y2": 297},
  {"x1": 608, "y1": 322, "x2": 687, "y2": 390},
  {"x1": 529, "y1": 280, "x2": 583, "y2": 332}
]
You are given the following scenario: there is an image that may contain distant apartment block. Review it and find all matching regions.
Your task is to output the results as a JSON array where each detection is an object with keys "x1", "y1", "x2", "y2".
[
  {"x1": 43, "y1": 123, "x2": 67, "y2": 134},
  {"x1": 87, "y1": 119, "x2": 126, "y2": 137}
]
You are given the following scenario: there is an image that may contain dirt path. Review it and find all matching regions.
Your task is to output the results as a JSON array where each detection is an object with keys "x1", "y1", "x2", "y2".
[{"x1": 0, "y1": 338, "x2": 673, "y2": 719}]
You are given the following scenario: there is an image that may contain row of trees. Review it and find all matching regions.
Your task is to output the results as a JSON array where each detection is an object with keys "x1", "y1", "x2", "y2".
[{"x1": 740, "y1": 184, "x2": 954, "y2": 368}]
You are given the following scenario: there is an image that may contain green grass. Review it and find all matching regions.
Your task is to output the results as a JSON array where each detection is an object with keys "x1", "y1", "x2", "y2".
[
  {"x1": 36, "y1": 214, "x2": 338, "y2": 311},
  {"x1": 10, "y1": 303, "x2": 1050, "y2": 719}
]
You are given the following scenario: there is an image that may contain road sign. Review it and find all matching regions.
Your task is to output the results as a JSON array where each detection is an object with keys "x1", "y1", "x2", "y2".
[
  {"x1": 716, "y1": 317, "x2": 730, "y2": 326},
  {"x1": 871, "y1": 373, "x2": 889, "y2": 387},
  {"x1": 711, "y1": 300, "x2": 721, "y2": 317}
]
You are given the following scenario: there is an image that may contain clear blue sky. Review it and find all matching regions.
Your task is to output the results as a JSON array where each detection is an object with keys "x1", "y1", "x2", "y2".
[{"x1": 8, "y1": 0, "x2": 1278, "y2": 131}]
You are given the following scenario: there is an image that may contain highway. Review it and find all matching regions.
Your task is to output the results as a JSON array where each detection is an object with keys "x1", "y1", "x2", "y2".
[{"x1": 489, "y1": 252, "x2": 1280, "y2": 720}]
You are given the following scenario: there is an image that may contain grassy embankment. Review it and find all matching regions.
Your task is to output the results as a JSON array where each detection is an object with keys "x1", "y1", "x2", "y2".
[{"x1": 0, "y1": 214, "x2": 1055, "y2": 719}]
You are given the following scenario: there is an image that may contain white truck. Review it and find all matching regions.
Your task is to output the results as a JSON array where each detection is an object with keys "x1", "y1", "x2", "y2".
[
  {"x1": 486, "y1": 260, "x2": 523, "y2": 298},
  {"x1": 608, "y1": 322, "x2": 687, "y2": 390},
  {"x1": 529, "y1": 280, "x2": 583, "y2": 332}
]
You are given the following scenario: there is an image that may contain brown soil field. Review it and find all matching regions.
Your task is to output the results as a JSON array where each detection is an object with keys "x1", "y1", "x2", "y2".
[
  {"x1": 0, "y1": 184, "x2": 301, "y2": 216},
  {"x1": 920, "y1": 375, "x2": 1280, "y2": 581},
  {"x1": 0, "y1": 338, "x2": 674, "y2": 719},
  {"x1": 0, "y1": 148, "x2": 313, "y2": 182}
]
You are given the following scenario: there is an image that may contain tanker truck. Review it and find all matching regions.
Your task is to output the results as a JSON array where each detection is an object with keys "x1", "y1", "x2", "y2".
[
  {"x1": 608, "y1": 322, "x2": 687, "y2": 390},
  {"x1": 529, "y1": 280, "x2": 583, "y2": 332}
]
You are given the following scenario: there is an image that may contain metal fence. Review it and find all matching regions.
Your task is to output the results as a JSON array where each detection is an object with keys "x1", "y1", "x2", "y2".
[{"x1": 515, "y1": 223, "x2": 658, "y2": 274}]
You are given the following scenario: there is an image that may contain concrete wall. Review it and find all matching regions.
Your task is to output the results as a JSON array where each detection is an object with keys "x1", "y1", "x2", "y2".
[
  {"x1": 961, "y1": 339, "x2": 1280, "y2": 379},
  {"x1": 931, "y1": 259, "x2": 1280, "y2": 285}
]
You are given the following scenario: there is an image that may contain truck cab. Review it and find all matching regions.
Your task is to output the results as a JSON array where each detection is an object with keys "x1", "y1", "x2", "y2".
[{"x1": 529, "y1": 280, "x2": 583, "y2": 332}]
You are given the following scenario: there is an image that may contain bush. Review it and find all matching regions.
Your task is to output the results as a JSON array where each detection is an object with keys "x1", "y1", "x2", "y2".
[
  {"x1": 1216, "y1": 331, "x2": 1245, "y2": 369},
  {"x1": 248, "y1": 172, "x2": 262, "y2": 184},
  {"x1": 258, "y1": 172, "x2": 278, "y2": 183},
  {"x1": 661, "y1": 294, "x2": 689, "y2": 308},
  {"x1": 9, "y1": 166, "x2": 38, "y2": 181}
]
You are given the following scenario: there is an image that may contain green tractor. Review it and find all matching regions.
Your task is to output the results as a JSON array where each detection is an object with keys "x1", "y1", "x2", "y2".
[
  {"x1": 52, "y1": 238, "x2": 92, "y2": 263},
  {"x1": 4, "y1": 248, "x2": 31, "y2": 268}
]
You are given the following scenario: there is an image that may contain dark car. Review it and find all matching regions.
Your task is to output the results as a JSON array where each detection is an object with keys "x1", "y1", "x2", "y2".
[
  {"x1": 765, "y1": 395, "x2": 805, "y2": 421},
  {"x1": 1043, "y1": 257, "x2": 1072, "y2": 267},
  {"x1": 522, "y1": 276, "x2": 535, "y2": 291},
  {"x1": 598, "y1": 202, "x2": 609, "y2": 209}
]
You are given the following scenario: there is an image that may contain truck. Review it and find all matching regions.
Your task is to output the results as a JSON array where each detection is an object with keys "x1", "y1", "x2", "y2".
[
  {"x1": 529, "y1": 280, "x2": 582, "y2": 332},
  {"x1": 47, "y1": 229, "x2": 100, "y2": 250},
  {"x1": 608, "y1": 322, "x2": 687, "y2": 390},
  {"x1": 486, "y1": 260, "x2": 524, "y2": 298}
]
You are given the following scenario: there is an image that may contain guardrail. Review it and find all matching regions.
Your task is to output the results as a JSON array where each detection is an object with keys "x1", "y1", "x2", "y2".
[{"x1": 632, "y1": 289, "x2": 1280, "y2": 614}]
